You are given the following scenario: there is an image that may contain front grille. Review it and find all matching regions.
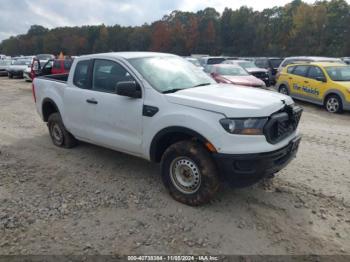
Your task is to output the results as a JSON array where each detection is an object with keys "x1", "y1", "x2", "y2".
[
  {"x1": 252, "y1": 72, "x2": 268, "y2": 79},
  {"x1": 264, "y1": 105, "x2": 303, "y2": 144}
]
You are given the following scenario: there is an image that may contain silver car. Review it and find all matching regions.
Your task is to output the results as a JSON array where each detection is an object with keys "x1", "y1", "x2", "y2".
[
  {"x1": 7, "y1": 59, "x2": 32, "y2": 78},
  {"x1": 0, "y1": 59, "x2": 12, "y2": 76}
]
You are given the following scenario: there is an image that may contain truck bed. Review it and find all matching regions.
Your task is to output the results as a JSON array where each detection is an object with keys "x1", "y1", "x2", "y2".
[{"x1": 40, "y1": 73, "x2": 69, "y2": 82}]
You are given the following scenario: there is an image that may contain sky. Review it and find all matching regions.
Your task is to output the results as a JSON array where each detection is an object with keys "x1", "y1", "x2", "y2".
[{"x1": 0, "y1": 0, "x2": 345, "y2": 42}]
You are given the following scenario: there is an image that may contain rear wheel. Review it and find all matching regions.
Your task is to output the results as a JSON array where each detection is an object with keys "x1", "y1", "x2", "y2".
[
  {"x1": 48, "y1": 113, "x2": 77, "y2": 148},
  {"x1": 8, "y1": 73, "x2": 13, "y2": 79},
  {"x1": 278, "y1": 85, "x2": 289, "y2": 95},
  {"x1": 325, "y1": 95, "x2": 343, "y2": 113},
  {"x1": 161, "y1": 140, "x2": 221, "y2": 206}
]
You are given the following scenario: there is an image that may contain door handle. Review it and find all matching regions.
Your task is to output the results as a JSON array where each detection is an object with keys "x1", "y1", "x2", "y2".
[
  {"x1": 86, "y1": 98, "x2": 98, "y2": 104},
  {"x1": 289, "y1": 77, "x2": 293, "y2": 80},
  {"x1": 304, "y1": 81, "x2": 309, "y2": 84}
]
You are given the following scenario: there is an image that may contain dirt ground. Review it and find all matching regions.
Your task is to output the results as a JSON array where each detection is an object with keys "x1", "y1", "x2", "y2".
[{"x1": 0, "y1": 77, "x2": 349, "y2": 256}]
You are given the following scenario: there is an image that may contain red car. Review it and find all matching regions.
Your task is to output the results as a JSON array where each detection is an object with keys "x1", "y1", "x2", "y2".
[{"x1": 208, "y1": 64, "x2": 266, "y2": 88}]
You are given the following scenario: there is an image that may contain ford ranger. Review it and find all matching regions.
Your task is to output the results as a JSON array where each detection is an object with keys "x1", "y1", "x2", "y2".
[{"x1": 33, "y1": 52, "x2": 302, "y2": 206}]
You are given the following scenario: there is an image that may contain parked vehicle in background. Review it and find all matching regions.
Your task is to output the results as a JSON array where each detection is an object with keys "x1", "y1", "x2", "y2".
[
  {"x1": 276, "y1": 56, "x2": 343, "y2": 77},
  {"x1": 342, "y1": 57, "x2": 350, "y2": 65},
  {"x1": 223, "y1": 59, "x2": 270, "y2": 86},
  {"x1": 23, "y1": 67, "x2": 32, "y2": 82},
  {"x1": 199, "y1": 56, "x2": 227, "y2": 72},
  {"x1": 0, "y1": 59, "x2": 11, "y2": 76},
  {"x1": 207, "y1": 64, "x2": 266, "y2": 89},
  {"x1": 30, "y1": 58, "x2": 74, "y2": 81},
  {"x1": 184, "y1": 57, "x2": 204, "y2": 70},
  {"x1": 33, "y1": 52, "x2": 302, "y2": 206},
  {"x1": 276, "y1": 62, "x2": 350, "y2": 113},
  {"x1": 7, "y1": 59, "x2": 32, "y2": 78},
  {"x1": 36, "y1": 54, "x2": 55, "y2": 64},
  {"x1": 253, "y1": 57, "x2": 284, "y2": 85}
]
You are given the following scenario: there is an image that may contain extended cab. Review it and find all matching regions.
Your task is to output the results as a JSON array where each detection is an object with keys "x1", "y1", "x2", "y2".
[{"x1": 33, "y1": 52, "x2": 302, "y2": 206}]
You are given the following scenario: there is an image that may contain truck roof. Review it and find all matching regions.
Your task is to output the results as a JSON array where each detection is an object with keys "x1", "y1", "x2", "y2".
[{"x1": 77, "y1": 52, "x2": 175, "y2": 60}]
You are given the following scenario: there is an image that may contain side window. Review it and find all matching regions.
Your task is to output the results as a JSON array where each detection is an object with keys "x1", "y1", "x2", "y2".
[
  {"x1": 73, "y1": 60, "x2": 91, "y2": 89},
  {"x1": 53, "y1": 61, "x2": 61, "y2": 69},
  {"x1": 92, "y1": 59, "x2": 134, "y2": 93},
  {"x1": 292, "y1": 65, "x2": 309, "y2": 77},
  {"x1": 287, "y1": 66, "x2": 295, "y2": 73},
  {"x1": 307, "y1": 66, "x2": 325, "y2": 80},
  {"x1": 64, "y1": 60, "x2": 72, "y2": 70}
]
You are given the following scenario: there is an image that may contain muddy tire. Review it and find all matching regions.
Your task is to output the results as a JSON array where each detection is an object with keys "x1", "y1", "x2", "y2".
[
  {"x1": 325, "y1": 94, "x2": 343, "y2": 113},
  {"x1": 48, "y1": 113, "x2": 77, "y2": 148},
  {"x1": 161, "y1": 140, "x2": 220, "y2": 206},
  {"x1": 278, "y1": 85, "x2": 289, "y2": 95}
]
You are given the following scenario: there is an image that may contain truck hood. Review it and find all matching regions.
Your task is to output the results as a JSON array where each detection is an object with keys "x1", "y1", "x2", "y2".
[{"x1": 165, "y1": 84, "x2": 294, "y2": 117}]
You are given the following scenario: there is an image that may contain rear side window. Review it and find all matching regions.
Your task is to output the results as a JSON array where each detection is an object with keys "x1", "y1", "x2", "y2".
[
  {"x1": 292, "y1": 65, "x2": 309, "y2": 77},
  {"x1": 92, "y1": 59, "x2": 134, "y2": 93},
  {"x1": 73, "y1": 60, "x2": 91, "y2": 89},
  {"x1": 287, "y1": 66, "x2": 295, "y2": 73},
  {"x1": 307, "y1": 66, "x2": 325, "y2": 80},
  {"x1": 64, "y1": 60, "x2": 73, "y2": 70},
  {"x1": 53, "y1": 60, "x2": 61, "y2": 69}
]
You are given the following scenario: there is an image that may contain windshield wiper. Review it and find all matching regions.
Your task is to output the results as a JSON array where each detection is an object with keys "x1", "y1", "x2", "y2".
[
  {"x1": 193, "y1": 83, "x2": 211, "y2": 87},
  {"x1": 162, "y1": 88, "x2": 184, "y2": 94}
]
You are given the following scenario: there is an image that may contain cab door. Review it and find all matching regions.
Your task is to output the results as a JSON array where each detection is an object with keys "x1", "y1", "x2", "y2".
[{"x1": 288, "y1": 65, "x2": 309, "y2": 97}]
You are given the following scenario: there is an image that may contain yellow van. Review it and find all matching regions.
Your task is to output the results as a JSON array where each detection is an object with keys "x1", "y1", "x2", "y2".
[{"x1": 276, "y1": 62, "x2": 350, "y2": 113}]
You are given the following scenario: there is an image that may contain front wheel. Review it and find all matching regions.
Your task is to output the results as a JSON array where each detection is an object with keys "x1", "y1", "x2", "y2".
[
  {"x1": 325, "y1": 95, "x2": 343, "y2": 113},
  {"x1": 278, "y1": 85, "x2": 289, "y2": 95},
  {"x1": 161, "y1": 141, "x2": 221, "y2": 206}
]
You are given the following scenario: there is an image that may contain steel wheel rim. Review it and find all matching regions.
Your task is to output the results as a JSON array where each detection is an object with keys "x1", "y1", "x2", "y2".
[
  {"x1": 51, "y1": 123, "x2": 63, "y2": 145},
  {"x1": 170, "y1": 157, "x2": 201, "y2": 194},
  {"x1": 280, "y1": 87, "x2": 288, "y2": 95},
  {"x1": 326, "y1": 98, "x2": 339, "y2": 113}
]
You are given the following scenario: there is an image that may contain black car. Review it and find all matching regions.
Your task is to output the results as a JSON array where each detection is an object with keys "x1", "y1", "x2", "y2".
[{"x1": 253, "y1": 57, "x2": 284, "y2": 85}]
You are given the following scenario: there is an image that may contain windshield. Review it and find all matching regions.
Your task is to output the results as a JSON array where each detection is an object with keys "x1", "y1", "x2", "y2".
[
  {"x1": 216, "y1": 66, "x2": 249, "y2": 76},
  {"x1": 238, "y1": 61, "x2": 257, "y2": 69},
  {"x1": 128, "y1": 56, "x2": 215, "y2": 93},
  {"x1": 12, "y1": 60, "x2": 31, "y2": 65},
  {"x1": 325, "y1": 66, "x2": 350, "y2": 81},
  {"x1": 270, "y1": 59, "x2": 283, "y2": 68}
]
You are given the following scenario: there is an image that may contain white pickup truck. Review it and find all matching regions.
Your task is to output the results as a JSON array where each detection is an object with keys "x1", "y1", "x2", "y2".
[{"x1": 33, "y1": 52, "x2": 302, "y2": 206}]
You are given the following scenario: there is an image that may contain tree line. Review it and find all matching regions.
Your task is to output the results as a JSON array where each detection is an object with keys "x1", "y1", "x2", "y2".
[{"x1": 1, "y1": 0, "x2": 349, "y2": 57}]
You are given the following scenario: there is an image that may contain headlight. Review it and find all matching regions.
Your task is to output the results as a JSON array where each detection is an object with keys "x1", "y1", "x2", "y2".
[{"x1": 219, "y1": 118, "x2": 268, "y2": 135}]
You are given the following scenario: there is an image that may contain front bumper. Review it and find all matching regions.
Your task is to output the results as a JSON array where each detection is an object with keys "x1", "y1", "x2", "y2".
[
  {"x1": 213, "y1": 135, "x2": 301, "y2": 187},
  {"x1": 8, "y1": 70, "x2": 24, "y2": 77}
]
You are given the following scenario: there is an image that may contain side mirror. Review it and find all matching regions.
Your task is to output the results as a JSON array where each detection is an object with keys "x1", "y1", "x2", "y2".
[
  {"x1": 316, "y1": 76, "x2": 327, "y2": 82},
  {"x1": 116, "y1": 81, "x2": 141, "y2": 98}
]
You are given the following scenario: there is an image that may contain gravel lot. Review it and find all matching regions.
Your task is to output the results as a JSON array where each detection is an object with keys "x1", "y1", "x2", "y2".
[{"x1": 0, "y1": 77, "x2": 349, "y2": 255}]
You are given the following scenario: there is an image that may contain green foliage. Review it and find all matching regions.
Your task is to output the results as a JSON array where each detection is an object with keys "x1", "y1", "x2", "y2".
[{"x1": 0, "y1": 0, "x2": 349, "y2": 56}]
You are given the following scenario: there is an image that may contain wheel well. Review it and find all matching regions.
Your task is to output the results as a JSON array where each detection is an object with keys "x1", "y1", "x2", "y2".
[
  {"x1": 150, "y1": 127, "x2": 211, "y2": 163},
  {"x1": 42, "y1": 99, "x2": 59, "y2": 122},
  {"x1": 278, "y1": 84, "x2": 286, "y2": 91},
  {"x1": 324, "y1": 93, "x2": 342, "y2": 106}
]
